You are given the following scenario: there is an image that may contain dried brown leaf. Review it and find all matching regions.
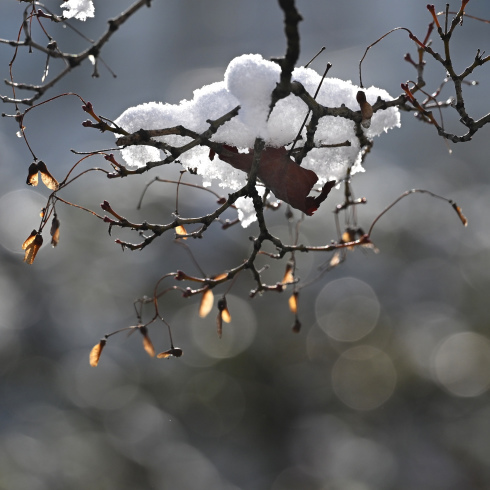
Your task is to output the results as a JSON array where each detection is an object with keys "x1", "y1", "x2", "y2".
[
  {"x1": 212, "y1": 146, "x2": 335, "y2": 215},
  {"x1": 37, "y1": 161, "x2": 59, "y2": 191},
  {"x1": 89, "y1": 339, "x2": 106, "y2": 367},
  {"x1": 199, "y1": 289, "x2": 214, "y2": 318}
]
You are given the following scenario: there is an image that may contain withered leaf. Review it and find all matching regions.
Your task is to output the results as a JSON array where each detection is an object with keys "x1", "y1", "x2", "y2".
[
  {"x1": 89, "y1": 339, "x2": 106, "y2": 367},
  {"x1": 23, "y1": 233, "x2": 43, "y2": 264},
  {"x1": 26, "y1": 162, "x2": 39, "y2": 186},
  {"x1": 37, "y1": 161, "x2": 59, "y2": 191},
  {"x1": 199, "y1": 288, "x2": 214, "y2": 318},
  {"x1": 211, "y1": 145, "x2": 335, "y2": 215}
]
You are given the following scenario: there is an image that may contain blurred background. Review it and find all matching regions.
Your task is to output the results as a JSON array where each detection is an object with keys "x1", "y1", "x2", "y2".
[{"x1": 1, "y1": 1, "x2": 490, "y2": 489}]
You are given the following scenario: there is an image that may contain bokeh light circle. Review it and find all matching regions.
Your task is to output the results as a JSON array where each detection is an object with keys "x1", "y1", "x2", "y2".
[
  {"x1": 433, "y1": 332, "x2": 490, "y2": 397},
  {"x1": 332, "y1": 346, "x2": 397, "y2": 410},
  {"x1": 315, "y1": 277, "x2": 380, "y2": 342},
  {"x1": 0, "y1": 189, "x2": 46, "y2": 253},
  {"x1": 190, "y1": 294, "x2": 257, "y2": 359}
]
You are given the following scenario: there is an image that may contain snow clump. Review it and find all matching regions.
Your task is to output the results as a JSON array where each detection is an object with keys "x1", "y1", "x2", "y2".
[
  {"x1": 60, "y1": 0, "x2": 94, "y2": 21},
  {"x1": 116, "y1": 54, "x2": 400, "y2": 226}
]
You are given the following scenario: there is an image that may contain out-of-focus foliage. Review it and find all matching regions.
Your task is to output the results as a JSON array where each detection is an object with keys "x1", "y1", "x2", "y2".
[{"x1": 1, "y1": 1, "x2": 490, "y2": 489}]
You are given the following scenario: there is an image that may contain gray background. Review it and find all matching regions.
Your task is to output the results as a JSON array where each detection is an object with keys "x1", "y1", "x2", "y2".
[{"x1": 1, "y1": 1, "x2": 490, "y2": 489}]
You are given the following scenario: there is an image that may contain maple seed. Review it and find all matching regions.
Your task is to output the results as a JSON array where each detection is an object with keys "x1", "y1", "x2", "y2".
[
  {"x1": 216, "y1": 297, "x2": 231, "y2": 338},
  {"x1": 157, "y1": 347, "x2": 183, "y2": 359},
  {"x1": 452, "y1": 203, "x2": 468, "y2": 227},
  {"x1": 289, "y1": 292, "x2": 299, "y2": 314},
  {"x1": 36, "y1": 161, "x2": 59, "y2": 191},
  {"x1": 292, "y1": 318, "x2": 301, "y2": 333},
  {"x1": 217, "y1": 298, "x2": 231, "y2": 323},
  {"x1": 50, "y1": 216, "x2": 60, "y2": 247},
  {"x1": 139, "y1": 326, "x2": 155, "y2": 357},
  {"x1": 22, "y1": 229, "x2": 38, "y2": 250},
  {"x1": 89, "y1": 339, "x2": 107, "y2": 367},
  {"x1": 282, "y1": 261, "x2": 294, "y2": 286},
  {"x1": 175, "y1": 225, "x2": 187, "y2": 239},
  {"x1": 26, "y1": 162, "x2": 39, "y2": 186},
  {"x1": 23, "y1": 232, "x2": 43, "y2": 264},
  {"x1": 199, "y1": 288, "x2": 214, "y2": 318}
]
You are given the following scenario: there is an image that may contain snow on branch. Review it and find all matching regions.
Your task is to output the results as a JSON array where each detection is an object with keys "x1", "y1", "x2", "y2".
[
  {"x1": 116, "y1": 54, "x2": 400, "y2": 226},
  {"x1": 60, "y1": 0, "x2": 95, "y2": 21}
]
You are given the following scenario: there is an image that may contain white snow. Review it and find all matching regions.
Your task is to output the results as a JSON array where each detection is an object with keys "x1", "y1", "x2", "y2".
[
  {"x1": 60, "y1": 0, "x2": 94, "y2": 21},
  {"x1": 115, "y1": 54, "x2": 400, "y2": 226}
]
